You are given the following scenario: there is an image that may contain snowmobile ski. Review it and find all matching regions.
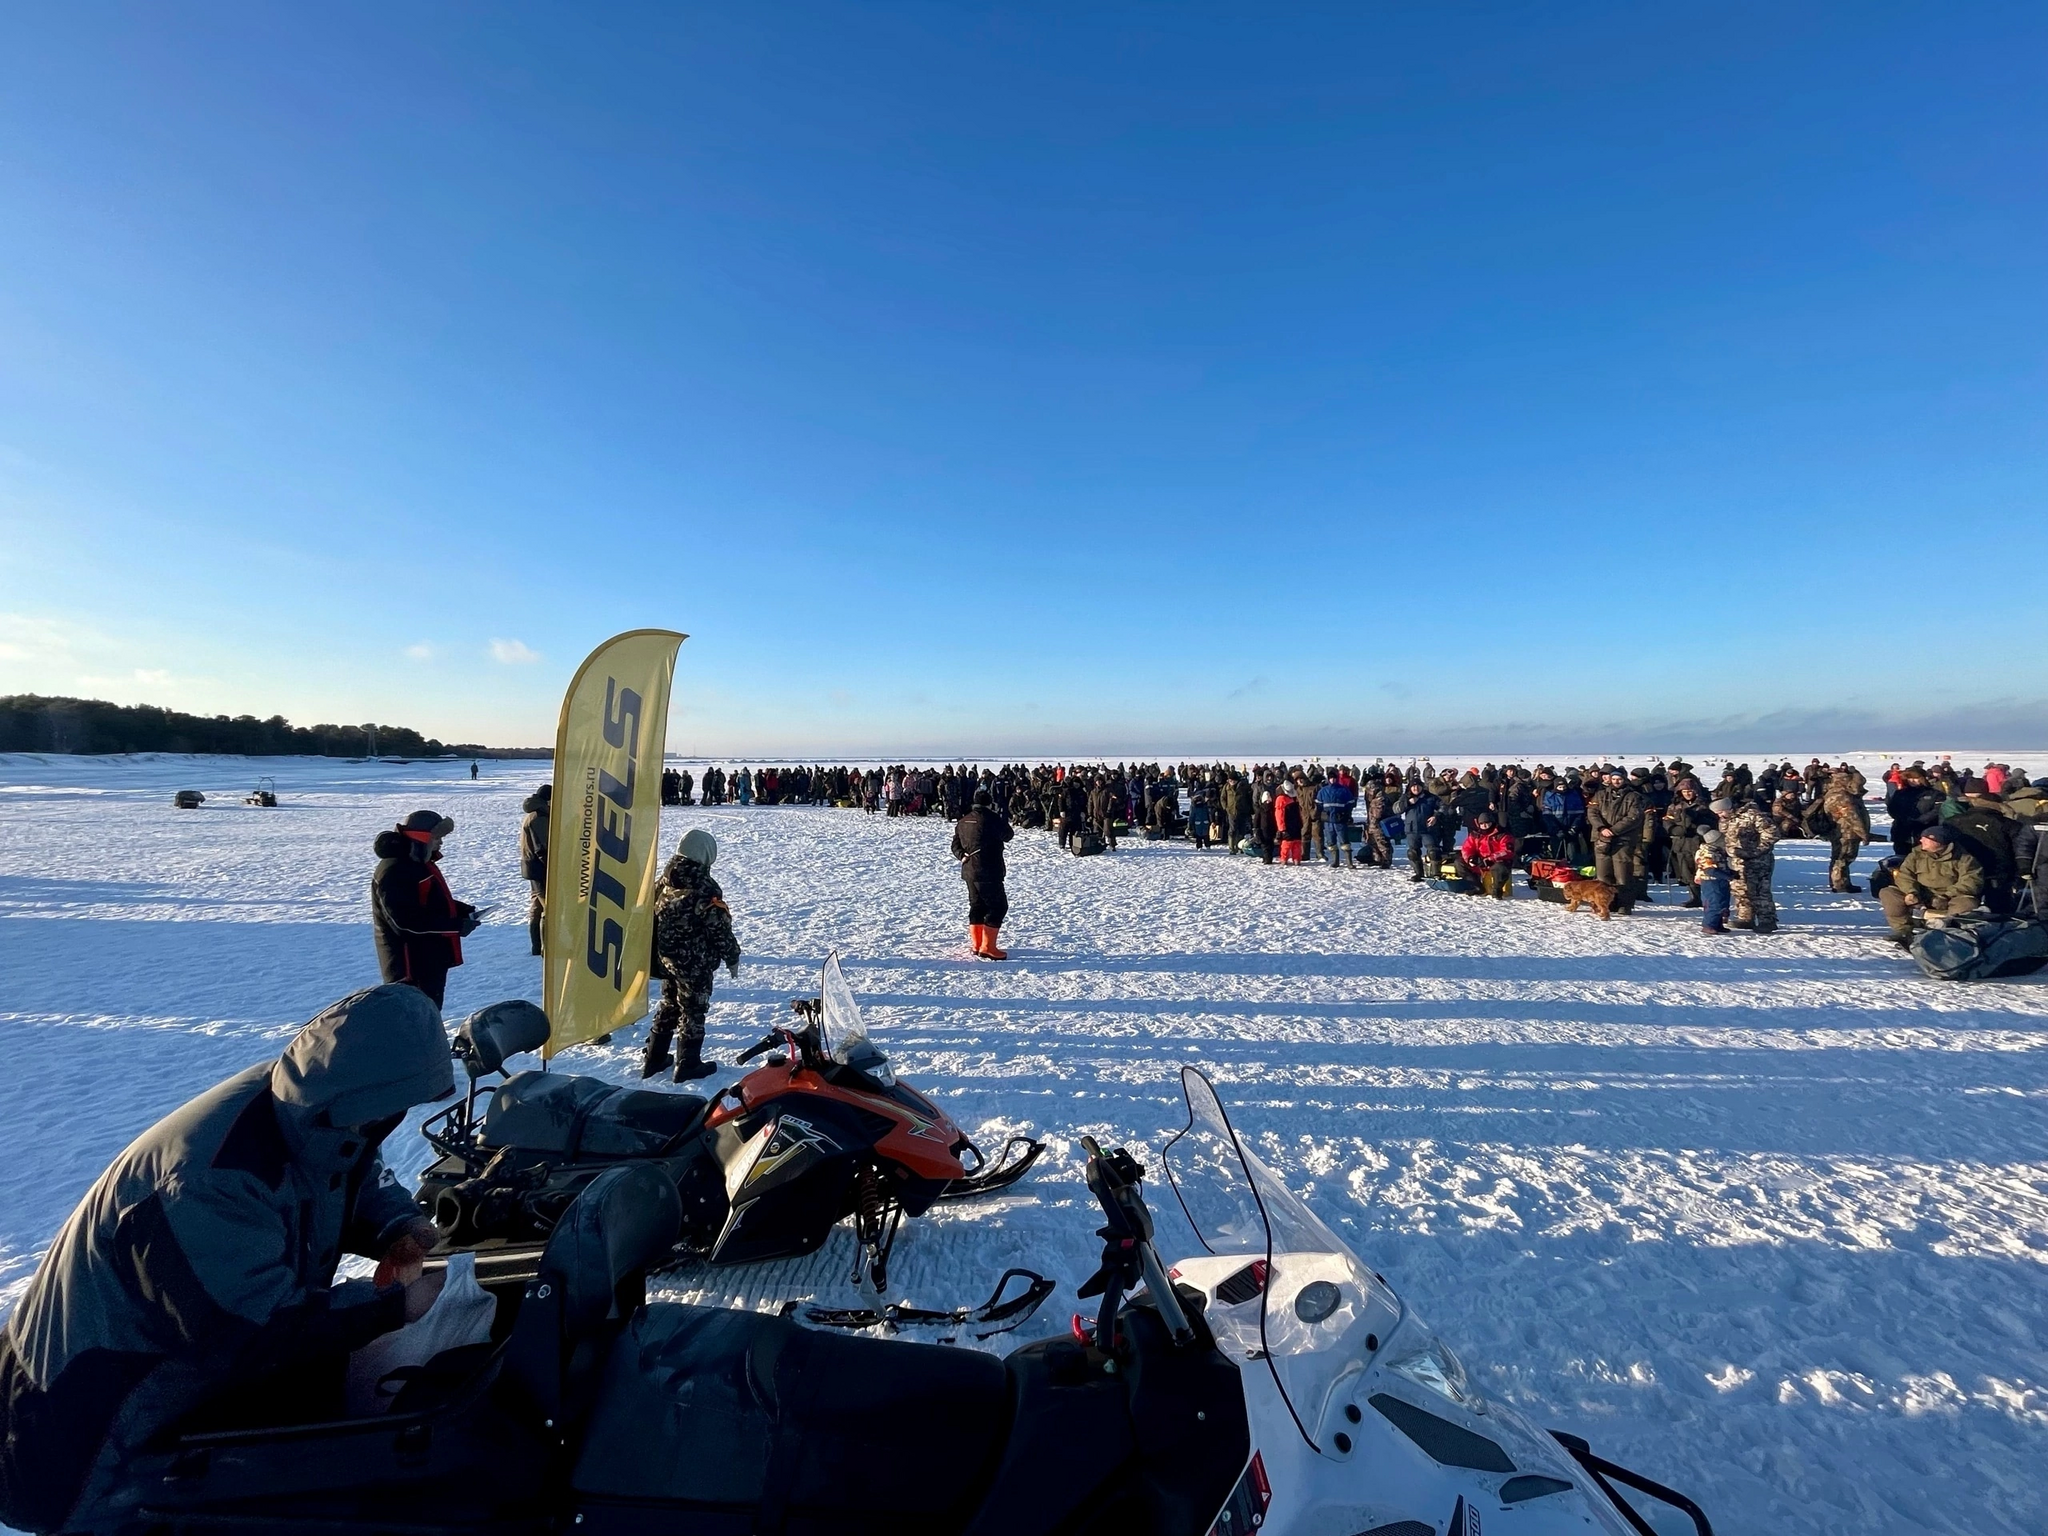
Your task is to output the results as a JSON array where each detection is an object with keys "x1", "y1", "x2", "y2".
[
  {"x1": 937, "y1": 1133, "x2": 1047, "y2": 1200},
  {"x1": 802, "y1": 1266, "x2": 1056, "y2": 1339}
]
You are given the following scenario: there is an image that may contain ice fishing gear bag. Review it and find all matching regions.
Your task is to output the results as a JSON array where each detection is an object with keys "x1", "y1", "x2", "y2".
[
  {"x1": 1072, "y1": 830, "x2": 1105, "y2": 856},
  {"x1": 1527, "y1": 858, "x2": 1578, "y2": 886},
  {"x1": 1910, "y1": 915, "x2": 2048, "y2": 982}
]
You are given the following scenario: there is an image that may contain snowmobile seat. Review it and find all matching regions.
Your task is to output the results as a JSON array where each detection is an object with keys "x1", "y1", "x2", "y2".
[
  {"x1": 483, "y1": 1070, "x2": 709, "y2": 1156},
  {"x1": 503, "y1": 1163, "x2": 683, "y2": 1431},
  {"x1": 571, "y1": 1304, "x2": 1013, "y2": 1536},
  {"x1": 457, "y1": 1000, "x2": 553, "y2": 1077}
]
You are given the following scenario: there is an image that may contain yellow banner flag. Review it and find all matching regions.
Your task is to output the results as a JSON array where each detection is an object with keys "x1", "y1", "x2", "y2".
[{"x1": 542, "y1": 628, "x2": 686, "y2": 1056}]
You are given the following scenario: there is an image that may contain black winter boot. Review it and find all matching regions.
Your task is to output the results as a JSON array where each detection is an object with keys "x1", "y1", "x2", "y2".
[
  {"x1": 640, "y1": 1031, "x2": 674, "y2": 1080},
  {"x1": 1682, "y1": 892, "x2": 1703, "y2": 908},
  {"x1": 674, "y1": 1035, "x2": 716, "y2": 1082}
]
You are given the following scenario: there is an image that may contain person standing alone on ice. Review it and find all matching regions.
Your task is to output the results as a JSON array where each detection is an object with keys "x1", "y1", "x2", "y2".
[
  {"x1": 370, "y1": 810, "x2": 477, "y2": 1007},
  {"x1": 644, "y1": 830, "x2": 741, "y2": 1082},
  {"x1": 519, "y1": 785, "x2": 551, "y2": 957},
  {"x1": 953, "y1": 786, "x2": 1015, "y2": 959}
]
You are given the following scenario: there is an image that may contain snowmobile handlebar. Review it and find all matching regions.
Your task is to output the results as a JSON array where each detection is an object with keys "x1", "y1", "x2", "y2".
[{"x1": 1078, "y1": 1135, "x2": 1195, "y2": 1348}]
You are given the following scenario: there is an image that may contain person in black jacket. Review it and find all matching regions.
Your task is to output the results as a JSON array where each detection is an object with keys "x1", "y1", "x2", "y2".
[
  {"x1": 370, "y1": 810, "x2": 477, "y2": 1008},
  {"x1": 953, "y1": 788, "x2": 1015, "y2": 959}
]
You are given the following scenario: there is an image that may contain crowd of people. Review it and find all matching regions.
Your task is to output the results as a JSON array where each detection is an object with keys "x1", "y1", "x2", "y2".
[{"x1": 660, "y1": 756, "x2": 2047, "y2": 943}]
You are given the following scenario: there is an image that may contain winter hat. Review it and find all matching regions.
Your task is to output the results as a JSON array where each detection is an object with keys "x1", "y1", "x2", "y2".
[
  {"x1": 533, "y1": 784, "x2": 552, "y2": 803},
  {"x1": 1474, "y1": 811, "x2": 1497, "y2": 827},
  {"x1": 1920, "y1": 825, "x2": 1954, "y2": 847},
  {"x1": 973, "y1": 787, "x2": 993, "y2": 809},
  {"x1": 1709, "y1": 798, "x2": 1734, "y2": 813},
  {"x1": 1702, "y1": 829, "x2": 1725, "y2": 846},
  {"x1": 401, "y1": 809, "x2": 455, "y2": 836},
  {"x1": 677, "y1": 828, "x2": 718, "y2": 869}
]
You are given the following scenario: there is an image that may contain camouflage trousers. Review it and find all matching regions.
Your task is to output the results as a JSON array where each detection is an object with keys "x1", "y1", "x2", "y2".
[
  {"x1": 650, "y1": 972, "x2": 714, "y2": 1050},
  {"x1": 1829, "y1": 835, "x2": 1862, "y2": 892},
  {"x1": 1732, "y1": 852, "x2": 1777, "y2": 931}
]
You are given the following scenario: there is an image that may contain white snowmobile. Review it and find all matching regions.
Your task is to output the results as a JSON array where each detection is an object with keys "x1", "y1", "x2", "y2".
[{"x1": 70, "y1": 1069, "x2": 1708, "y2": 1536}]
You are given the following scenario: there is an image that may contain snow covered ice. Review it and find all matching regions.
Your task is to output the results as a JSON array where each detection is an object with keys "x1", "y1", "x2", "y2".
[{"x1": 2, "y1": 752, "x2": 2044, "y2": 1535}]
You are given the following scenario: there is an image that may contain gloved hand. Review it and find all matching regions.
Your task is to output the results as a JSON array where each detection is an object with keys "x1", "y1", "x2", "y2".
[
  {"x1": 726, "y1": 958, "x2": 740, "y2": 981},
  {"x1": 374, "y1": 1217, "x2": 440, "y2": 1289},
  {"x1": 457, "y1": 906, "x2": 481, "y2": 937}
]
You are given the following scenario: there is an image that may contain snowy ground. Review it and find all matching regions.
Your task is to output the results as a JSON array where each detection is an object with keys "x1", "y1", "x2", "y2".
[{"x1": 2, "y1": 751, "x2": 2045, "y2": 1536}]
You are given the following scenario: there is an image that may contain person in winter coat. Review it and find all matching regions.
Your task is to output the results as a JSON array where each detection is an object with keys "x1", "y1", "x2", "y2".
[
  {"x1": 644, "y1": 830, "x2": 742, "y2": 1081},
  {"x1": 953, "y1": 787, "x2": 1016, "y2": 958},
  {"x1": 1662, "y1": 783, "x2": 1715, "y2": 907},
  {"x1": 1404, "y1": 781, "x2": 1442, "y2": 882},
  {"x1": 1458, "y1": 812, "x2": 1516, "y2": 899},
  {"x1": 1884, "y1": 768, "x2": 1942, "y2": 856},
  {"x1": 371, "y1": 810, "x2": 478, "y2": 1007},
  {"x1": 1188, "y1": 787, "x2": 1214, "y2": 850},
  {"x1": 1361, "y1": 773, "x2": 1398, "y2": 868},
  {"x1": 1060, "y1": 775, "x2": 1091, "y2": 850},
  {"x1": 519, "y1": 785, "x2": 551, "y2": 957},
  {"x1": 1544, "y1": 777, "x2": 1591, "y2": 865},
  {"x1": 1821, "y1": 768, "x2": 1870, "y2": 893},
  {"x1": 1694, "y1": 830, "x2": 1733, "y2": 934},
  {"x1": 1712, "y1": 796, "x2": 1780, "y2": 933},
  {"x1": 1878, "y1": 825, "x2": 1984, "y2": 944},
  {"x1": 0, "y1": 986, "x2": 455, "y2": 1534},
  {"x1": 1316, "y1": 774, "x2": 1357, "y2": 868},
  {"x1": 1451, "y1": 772, "x2": 1493, "y2": 829},
  {"x1": 1942, "y1": 789, "x2": 2020, "y2": 915},
  {"x1": 1587, "y1": 769, "x2": 1648, "y2": 903},
  {"x1": 1088, "y1": 777, "x2": 1119, "y2": 851},
  {"x1": 1273, "y1": 783, "x2": 1304, "y2": 864}
]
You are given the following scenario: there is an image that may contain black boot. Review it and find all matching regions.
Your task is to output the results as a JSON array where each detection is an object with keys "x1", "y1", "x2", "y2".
[
  {"x1": 640, "y1": 1030, "x2": 674, "y2": 1080},
  {"x1": 674, "y1": 1035, "x2": 716, "y2": 1082}
]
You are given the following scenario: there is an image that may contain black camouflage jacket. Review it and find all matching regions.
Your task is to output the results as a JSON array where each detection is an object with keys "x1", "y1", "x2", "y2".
[{"x1": 652, "y1": 856, "x2": 741, "y2": 983}]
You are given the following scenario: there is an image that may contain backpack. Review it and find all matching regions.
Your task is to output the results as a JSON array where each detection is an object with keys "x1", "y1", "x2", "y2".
[{"x1": 1911, "y1": 916, "x2": 2048, "y2": 982}]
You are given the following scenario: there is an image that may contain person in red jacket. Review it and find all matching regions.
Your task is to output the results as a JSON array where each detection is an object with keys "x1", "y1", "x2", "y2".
[
  {"x1": 370, "y1": 809, "x2": 478, "y2": 1007},
  {"x1": 1274, "y1": 784, "x2": 1305, "y2": 864},
  {"x1": 1458, "y1": 811, "x2": 1517, "y2": 899}
]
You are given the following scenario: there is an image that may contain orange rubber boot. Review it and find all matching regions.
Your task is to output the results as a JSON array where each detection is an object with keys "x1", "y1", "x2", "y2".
[
  {"x1": 982, "y1": 924, "x2": 1007, "y2": 960},
  {"x1": 970, "y1": 923, "x2": 990, "y2": 956}
]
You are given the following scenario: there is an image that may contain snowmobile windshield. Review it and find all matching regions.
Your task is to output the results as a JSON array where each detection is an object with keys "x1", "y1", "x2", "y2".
[
  {"x1": 1161, "y1": 1066, "x2": 1399, "y2": 1453},
  {"x1": 821, "y1": 951, "x2": 894, "y2": 1087}
]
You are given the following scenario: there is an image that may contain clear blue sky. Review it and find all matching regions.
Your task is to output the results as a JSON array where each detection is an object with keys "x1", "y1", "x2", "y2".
[{"x1": 2, "y1": 4, "x2": 2042, "y2": 756}]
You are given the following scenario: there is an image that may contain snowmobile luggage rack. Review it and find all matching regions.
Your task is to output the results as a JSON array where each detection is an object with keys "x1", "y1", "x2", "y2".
[{"x1": 244, "y1": 776, "x2": 278, "y2": 806}]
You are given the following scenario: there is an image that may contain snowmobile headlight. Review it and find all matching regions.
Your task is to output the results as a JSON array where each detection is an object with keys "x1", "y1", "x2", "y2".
[{"x1": 1382, "y1": 1333, "x2": 1480, "y2": 1413}]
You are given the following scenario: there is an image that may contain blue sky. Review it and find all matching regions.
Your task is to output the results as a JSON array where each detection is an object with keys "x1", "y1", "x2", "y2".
[{"x1": 1, "y1": 4, "x2": 2042, "y2": 755}]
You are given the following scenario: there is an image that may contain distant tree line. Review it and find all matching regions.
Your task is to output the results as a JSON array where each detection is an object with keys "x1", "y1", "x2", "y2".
[{"x1": 0, "y1": 695, "x2": 506, "y2": 757}]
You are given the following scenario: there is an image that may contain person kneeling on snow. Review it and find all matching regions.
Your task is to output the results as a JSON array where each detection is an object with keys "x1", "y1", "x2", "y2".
[
  {"x1": 1457, "y1": 812, "x2": 1516, "y2": 899},
  {"x1": 0, "y1": 986, "x2": 454, "y2": 1535},
  {"x1": 644, "y1": 829, "x2": 742, "y2": 1082}
]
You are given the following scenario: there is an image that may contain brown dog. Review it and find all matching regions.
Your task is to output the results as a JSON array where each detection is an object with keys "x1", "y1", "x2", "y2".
[{"x1": 1561, "y1": 877, "x2": 1619, "y2": 920}]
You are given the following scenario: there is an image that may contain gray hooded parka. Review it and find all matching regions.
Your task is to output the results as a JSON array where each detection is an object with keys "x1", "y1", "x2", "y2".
[{"x1": 0, "y1": 984, "x2": 453, "y2": 1532}]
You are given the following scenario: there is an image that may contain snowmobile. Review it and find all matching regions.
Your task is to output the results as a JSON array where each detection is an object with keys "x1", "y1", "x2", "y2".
[
  {"x1": 72, "y1": 1066, "x2": 1710, "y2": 1536},
  {"x1": 417, "y1": 954, "x2": 1044, "y2": 1291}
]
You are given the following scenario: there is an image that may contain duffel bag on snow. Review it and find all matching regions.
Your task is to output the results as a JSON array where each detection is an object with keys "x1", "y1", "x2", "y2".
[
  {"x1": 1073, "y1": 830, "x2": 1105, "y2": 856},
  {"x1": 1911, "y1": 915, "x2": 2048, "y2": 982}
]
